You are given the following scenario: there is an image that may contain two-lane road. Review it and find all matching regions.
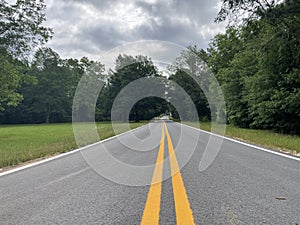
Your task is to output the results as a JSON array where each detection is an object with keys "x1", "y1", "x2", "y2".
[{"x1": 1, "y1": 121, "x2": 299, "y2": 224}]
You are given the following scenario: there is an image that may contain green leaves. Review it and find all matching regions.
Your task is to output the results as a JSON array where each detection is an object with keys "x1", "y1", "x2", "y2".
[
  {"x1": 0, "y1": 0, "x2": 53, "y2": 112},
  {"x1": 215, "y1": 0, "x2": 279, "y2": 25},
  {"x1": 99, "y1": 54, "x2": 167, "y2": 122},
  {"x1": 0, "y1": 0, "x2": 53, "y2": 59},
  {"x1": 210, "y1": 0, "x2": 300, "y2": 134},
  {"x1": 0, "y1": 49, "x2": 25, "y2": 111},
  {"x1": 168, "y1": 47, "x2": 211, "y2": 121}
]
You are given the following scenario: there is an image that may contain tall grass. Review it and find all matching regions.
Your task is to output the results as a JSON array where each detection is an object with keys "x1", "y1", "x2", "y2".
[{"x1": 184, "y1": 121, "x2": 300, "y2": 154}]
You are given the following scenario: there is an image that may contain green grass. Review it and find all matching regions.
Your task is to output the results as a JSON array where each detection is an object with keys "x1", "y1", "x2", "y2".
[
  {"x1": 1, "y1": 121, "x2": 299, "y2": 169},
  {"x1": 0, "y1": 122, "x2": 147, "y2": 168},
  {"x1": 184, "y1": 121, "x2": 300, "y2": 154}
]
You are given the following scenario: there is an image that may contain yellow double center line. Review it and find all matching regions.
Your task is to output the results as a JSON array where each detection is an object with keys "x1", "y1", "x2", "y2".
[{"x1": 141, "y1": 122, "x2": 195, "y2": 225}]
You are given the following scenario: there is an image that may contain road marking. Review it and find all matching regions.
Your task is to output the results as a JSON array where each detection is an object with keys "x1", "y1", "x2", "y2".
[
  {"x1": 45, "y1": 167, "x2": 90, "y2": 186},
  {"x1": 164, "y1": 123, "x2": 195, "y2": 225},
  {"x1": 141, "y1": 123, "x2": 165, "y2": 225}
]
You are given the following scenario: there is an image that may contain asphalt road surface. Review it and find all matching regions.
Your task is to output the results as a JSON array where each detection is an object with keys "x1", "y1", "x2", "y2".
[{"x1": 1, "y1": 121, "x2": 299, "y2": 224}]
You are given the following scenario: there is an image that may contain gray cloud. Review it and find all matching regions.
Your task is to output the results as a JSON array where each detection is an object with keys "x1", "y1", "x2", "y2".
[{"x1": 44, "y1": 0, "x2": 225, "y2": 60}]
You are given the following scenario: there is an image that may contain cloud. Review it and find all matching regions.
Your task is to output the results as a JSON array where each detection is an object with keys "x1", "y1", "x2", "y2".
[{"x1": 44, "y1": 0, "x2": 225, "y2": 61}]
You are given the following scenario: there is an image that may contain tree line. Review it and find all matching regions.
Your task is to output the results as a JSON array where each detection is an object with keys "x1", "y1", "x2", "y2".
[
  {"x1": 0, "y1": 48, "x2": 170, "y2": 123},
  {"x1": 206, "y1": 0, "x2": 300, "y2": 134},
  {"x1": 0, "y1": 0, "x2": 299, "y2": 134}
]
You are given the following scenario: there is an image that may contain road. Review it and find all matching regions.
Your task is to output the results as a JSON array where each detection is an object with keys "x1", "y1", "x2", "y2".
[{"x1": 0, "y1": 121, "x2": 299, "y2": 224}]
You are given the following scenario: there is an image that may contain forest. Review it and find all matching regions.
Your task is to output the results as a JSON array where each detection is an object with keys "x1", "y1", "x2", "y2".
[{"x1": 0, "y1": 0, "x2": 299, "y2": 134}]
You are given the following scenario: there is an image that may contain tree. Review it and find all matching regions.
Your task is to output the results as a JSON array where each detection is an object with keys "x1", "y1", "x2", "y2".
[
  {"x1": 207, "y1": 27, "x2": 242, "y2": 77},
  {"x1": 73, "y1": 59, "x2": 106, "y2": 122},
  {"x1": 206, "y1": 27, "x2": 255, "y2": 127},
  {"x1": 0, "y1": 54, "x2": 96, "y2": 124},
  {"x1": 0, "y1": 49, "x2": 25, "y2": 111},
  {"x1": 26, "y1": 48, "x2": 82, "y2": 123},
  {"x1": 0, "y1": 0, "x2": 52, "y2": 111},
  {"x1": 100, "y1": 54, "x2": 167, "y2": 122},
  {"x1": 244, "y1": 4, "x2": 300, "y2": 133},
  {"x1": 169, "y1": 70, "x2": 210, "y2": 121},
  {"x1": 210, "y1": 0, "x2": 300, "y2": 134},
  {"x1": 215, "y1": 0, "x2": 280, "y2": 25},
  {"x1": 168, "y1": 46, "x2": 213, "y2": 121},
  {"x1": 0, "y1": 0, "x2": 53, "y2": 58}
]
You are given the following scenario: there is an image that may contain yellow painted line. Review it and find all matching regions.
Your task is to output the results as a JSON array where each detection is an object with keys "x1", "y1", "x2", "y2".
[
  {"x1": 141, "y1": 123, "x2": 165, "y2": 225},
  {"x1": 164, "y1": 123, "x2": 196, "y2": 225}
]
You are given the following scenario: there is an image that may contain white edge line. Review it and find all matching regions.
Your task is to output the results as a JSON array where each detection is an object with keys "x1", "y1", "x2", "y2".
[
  {"x1": 0, "y1": 123, "x2": 149, "y2": 177},
  {"x1": 178, "y1": 122, "x2": 300, "y2": 162}
]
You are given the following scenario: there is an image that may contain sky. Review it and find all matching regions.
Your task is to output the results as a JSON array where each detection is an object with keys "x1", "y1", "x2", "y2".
[{"x1": 43, "y1": 0, "x2": 226, "y2": 61}]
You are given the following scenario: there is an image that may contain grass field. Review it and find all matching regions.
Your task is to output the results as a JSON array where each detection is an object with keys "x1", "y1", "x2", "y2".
[
  {"x1": 184, "y1": 121, "x2": 300, "y2": 154},
  {"x1": 0, "y1": 122, "x2": 147, "y2": 168},
  {"x1": 1, "y1": 121, "x2": 299, "y2": 169}
]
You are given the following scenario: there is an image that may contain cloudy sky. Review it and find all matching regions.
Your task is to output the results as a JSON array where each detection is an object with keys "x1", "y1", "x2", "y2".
[{"x1": 43, "y1": 0, "x2": 226, "y2": 61}]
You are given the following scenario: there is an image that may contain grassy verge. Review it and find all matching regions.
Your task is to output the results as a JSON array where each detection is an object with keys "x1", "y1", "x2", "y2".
[
  {"x1": 184, "y1": 121, "x2": 300, "y2": 154},
  {"x1": 0, "y1": 122, "x2": 147, "y2": 169}
]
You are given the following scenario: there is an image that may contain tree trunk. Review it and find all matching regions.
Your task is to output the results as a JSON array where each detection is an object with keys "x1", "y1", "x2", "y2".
[{"x1": 45, "y1": 107, "x2": 50, "y2": 123}]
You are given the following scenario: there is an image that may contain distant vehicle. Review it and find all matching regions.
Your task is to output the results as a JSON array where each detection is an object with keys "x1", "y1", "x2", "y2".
[{"x1": 161, "y1": 115, "x2": 169, "y2": 120}]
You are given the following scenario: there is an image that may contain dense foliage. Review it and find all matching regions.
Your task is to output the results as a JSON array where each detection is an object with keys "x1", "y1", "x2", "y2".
[
  {"x1": 96, "y1": 54, "x2": 168, "y2": 122},
  {"x1": 0, "y1": 51, "x2": 168, "y2": 123},
  {"x1": 168, "y1": 46, "x2": 211, "y2": 121},
  {"x1": 0, "y1": 0, "x2": 52, "y2": 110},
  {"x1": 207, "y1": 0, "x2": 300, "y2": 134},
  {"x1": 0, "y1": 0, "x2": 299, "y2": 134}
]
